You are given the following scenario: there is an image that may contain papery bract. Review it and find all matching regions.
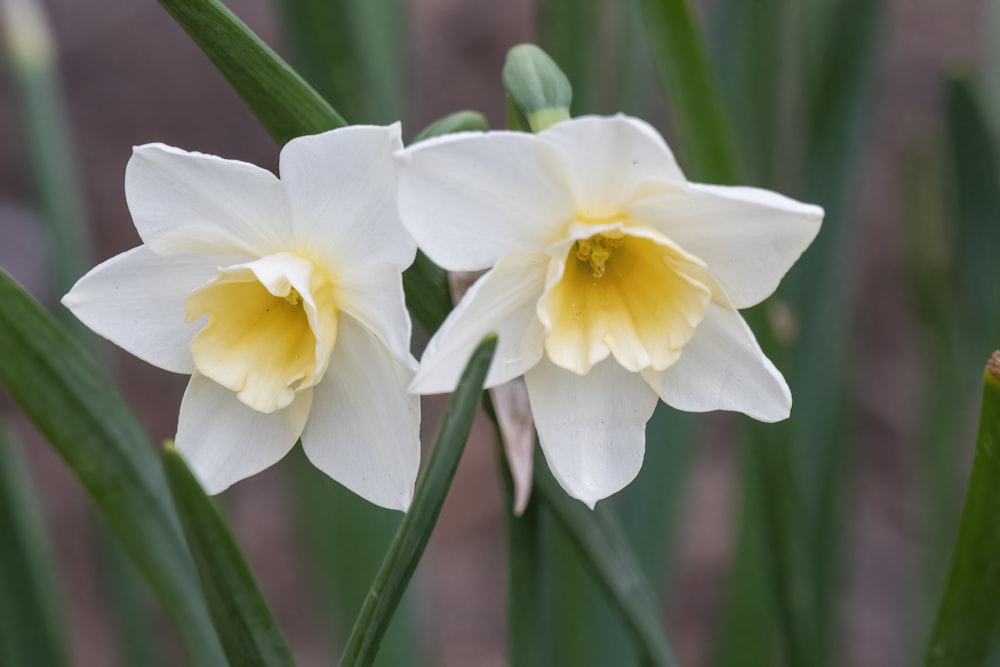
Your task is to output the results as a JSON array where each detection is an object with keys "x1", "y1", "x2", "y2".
[
  {"x1": 396, "y1": 114, "x2": 823, "y2": 508},
  {"x1": 63, "y1": 125, "x2": 420, "y2": 511}
]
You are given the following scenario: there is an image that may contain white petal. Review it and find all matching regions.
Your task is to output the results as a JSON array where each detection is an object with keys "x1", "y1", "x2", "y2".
[
  {"x1": 280, "y1": 124, "x2": 415, "y2": 269},
  {"x1": 525, "y1": 357, "x2": 659, "y2": 508},
  {"x1": 300, "y1": 314, "x2": 420, "y2": 511},
  {"x1": 642, "y1": 301, "x2": 791, "y2": 422},
  {"x1": 61, "y1": 246, "x2": 237, "y2": 373},
  {"x1": 126, "y1": 144, "x2": 292, "y2": 257},
  {"x1": 396, "y1": 131, "x2": 575, "y2": 271},
  {"x1": 628, "y1": 183, "x2": 823, "y2": 309},
  {"x1": 534, "y1": 114, "x2": 687, "y2": 217},
  {"x1": 175, "y1": 373, "x2": 311, "y2": 494},
  {"x1": 410, "y1": 252, "x2": 548, "y2": 394},
  {"x1": 335, "y1": 261, "x2": 414, "y2": 368}
]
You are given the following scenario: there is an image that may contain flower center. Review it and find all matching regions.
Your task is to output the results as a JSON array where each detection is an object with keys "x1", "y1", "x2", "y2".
[
  {"x1": 574, "y1": 235, "x2": 623, "y2": 278},
  {"x1": 185, "y1": 252, "x2": 338, "y2": 413},
  {"x1": 540, "y1": 229, "x2": 712, "y2": 375}
]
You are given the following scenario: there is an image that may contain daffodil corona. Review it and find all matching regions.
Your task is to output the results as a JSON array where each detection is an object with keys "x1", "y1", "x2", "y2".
[
  {"x1": 396, "y1": 114, "x2": 823, "y2": 508},
  {"x1": 63, "y1": 125, "x2": 420, "y2": 511}
]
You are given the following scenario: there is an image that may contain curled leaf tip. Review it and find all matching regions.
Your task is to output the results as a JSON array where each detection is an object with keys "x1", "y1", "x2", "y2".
[{"x1": 988, "y1": 351, "x2": 1000, "y2": 381}]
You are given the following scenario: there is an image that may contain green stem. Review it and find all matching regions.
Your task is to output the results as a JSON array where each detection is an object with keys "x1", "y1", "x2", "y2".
[
  {"x1": 533, "y1": 466, "x2": 678, "y2": 667},
  {"x1": 338, "y1": 336, "x2": 497, "y2": 667}
]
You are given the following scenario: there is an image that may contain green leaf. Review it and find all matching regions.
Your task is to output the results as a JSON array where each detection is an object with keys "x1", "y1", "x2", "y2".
[
  {"x1": 636, "y1": 0, "x2": 740, "y2": 183},
  {"x1": 157, "y1": 0, "x2": 346, "y2": 145},
  {"x1": 947, "y1": 76, "x2": 1000, "y2": 344},
  {"x1": 0, "y1": 423, "x2": 68, "y2": 667},
  {"x1": 927, "y1": 354, "x2": 1000, "y2": 666},
  {"x1": 533, "y1": 464, "x2": 679, "y2": 667},
  {"x1": 338, "y1": 336, "x2": 498, "y2": 667},
  {"x1": 96, "y1": 522, "x2": 161, "y2": 667},
  {"x1": 402, "y1": 250, "x2": 452, "y2": 336},
  {"x1": 285, "y1": 449, "x2": 421, "y2": 667},
  {"x1": 525, "y1": 407, "x2": 699, "y2": 667},
  {"x1": 413, "y1": 110, "x2": 489, "y2": 142},
  {"x1": 711, "y1": 445, "x2": 776, "y2": 667},
  {"x1": 163, "y1": 448, "x2": 294, "y2": 667},
  {"x1": 538, "y1": 0, "x2": 600, "y2": 114},
  {"x1": 278, "y1": 0, "x2": 405, "y2": 125},
  {"x1": 0, "y1": 0, "x2": 92, "y2": 299},
  {"x1": 500, "y1": 454, "x2": 553, "y2": 667},
  {"x1": 707, "y1": 0, "x2": 789, "y2": 185},
  {"x1": 0, "y1": 271, "x2": 226, "y2": 667}
]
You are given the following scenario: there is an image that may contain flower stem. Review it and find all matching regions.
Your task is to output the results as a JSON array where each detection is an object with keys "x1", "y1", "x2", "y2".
[{"x1": 338, "y1": 336, "x2": 497, "y2": 667}]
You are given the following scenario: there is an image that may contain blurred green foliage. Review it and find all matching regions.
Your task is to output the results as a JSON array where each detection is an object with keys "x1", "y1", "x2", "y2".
[{"x1": 1, "y1": 0, "x2": 999, "y2": 665}]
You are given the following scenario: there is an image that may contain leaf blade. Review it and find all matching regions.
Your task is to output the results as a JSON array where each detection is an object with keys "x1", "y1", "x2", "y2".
[
  {"x1": 927, "y1": 354, "x2": 1000, "y2": 666},
  {"x1": 0, "y1": 424, "x2": 68, "y2": 667},
  {"x1": 0, "y1": 271, "x2": 226, "y2": 667},
  {"x1": 157, "y1": 0, "x2": 346, "y2": 145},
  {"x1": 164, "y1": 448, "x2": 295, "y2": 667}
]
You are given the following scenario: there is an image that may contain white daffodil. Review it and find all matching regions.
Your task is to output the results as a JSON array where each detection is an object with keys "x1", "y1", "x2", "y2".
[
  {"x1": 396, "y1": 114, "x2": 823, "y2": 508},
  {"x1": 63, "y1": 125, "x2": 420, "y2": 511}
]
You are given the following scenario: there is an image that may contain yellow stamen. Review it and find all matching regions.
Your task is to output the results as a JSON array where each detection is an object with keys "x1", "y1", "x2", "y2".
[
  {"x1": 541, "y1": 231, "x2": 711, "y2": 374},
  {"x1": 574, "y1": 235, "x2": 624, "y2": 278}
]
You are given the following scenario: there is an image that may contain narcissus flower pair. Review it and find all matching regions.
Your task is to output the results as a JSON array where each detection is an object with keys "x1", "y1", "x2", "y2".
[{"x1": 63, "y1": 115, "x2": 822, "y2": 511}]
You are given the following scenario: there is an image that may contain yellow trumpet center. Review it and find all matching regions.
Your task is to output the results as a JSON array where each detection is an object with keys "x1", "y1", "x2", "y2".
[
  {"x1": 574, "y1": 235, "x2": 624, "y2": 278},
  {"x1": 540, "y1": 229, "x2": 712, "y2": 374},
  {"x1": 185, "y1": 252, "x2": 338, "y2": 413}
]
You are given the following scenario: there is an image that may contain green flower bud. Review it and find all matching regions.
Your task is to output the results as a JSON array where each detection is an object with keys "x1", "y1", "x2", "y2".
[{"x1": 502, "y1": 44, "x2": 572, "y2": 133}]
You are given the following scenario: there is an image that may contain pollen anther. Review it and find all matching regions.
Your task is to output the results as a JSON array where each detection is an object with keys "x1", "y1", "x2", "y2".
[{"x1": 575, "y1": 235, "x2": 624, "y2": 278}]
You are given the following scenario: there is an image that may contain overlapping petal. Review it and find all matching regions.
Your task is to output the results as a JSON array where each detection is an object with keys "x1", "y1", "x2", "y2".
[
  {"x1": 60, "y1": 246, "x2": 242, "y2": 374},
  {"x1": 126, "y1": 143, "x2": 292, "y2": 258},
  {"x1": 301, "y1": 315, "x2": 420, "y2": 511},
  {"x1": 538, "y1": 221, "x2": 712, "y2": 375},
  {"x1": 396, "y1": 131, "x2": 575, "y2": 271},
  {"x1": 627, "y1": 183, "x2": 823, "y2": 308},
  {"x1": 335, "y1": 261, "x2": 414, "y2": 368},
  {"x1": 410, "y1": 252, "x2": 549, "y2": 394},
  {"x1": 642, "y1": 301, "x2": 791, "y2": 422},
  {"x1": 535, "y1": 114, "x2": 686, "y2": 217},
  {"x1": 280, "y1": 124, "x2": 415, "y2": 269},
  {"x1": 525, "y1": 357, "x2": 659, "y2": 508},
  {"x1": 175, "y1": 373, "x2": 312, "y2": 494}
]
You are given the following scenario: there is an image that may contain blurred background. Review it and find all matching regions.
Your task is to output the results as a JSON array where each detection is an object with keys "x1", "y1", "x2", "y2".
[{"x1": 0, "y1": 0, "x2": 998, "y2": 666}]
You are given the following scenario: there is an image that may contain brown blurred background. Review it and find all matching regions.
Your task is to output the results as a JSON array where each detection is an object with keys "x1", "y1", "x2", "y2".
[{"x1": 0, "y1": 1, "x2": 992, "y2": 665}]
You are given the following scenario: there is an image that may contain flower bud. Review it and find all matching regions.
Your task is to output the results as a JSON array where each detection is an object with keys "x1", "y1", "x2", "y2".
[{"x1": 502, "y1": 44, "x2": 572, "y2": 133}]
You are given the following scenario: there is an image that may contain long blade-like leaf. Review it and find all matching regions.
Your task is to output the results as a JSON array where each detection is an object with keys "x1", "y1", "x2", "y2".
[
  {"x1": 947, "y1": 76, "x2": 1000, "y2": 343},
  {"x1": 534, "y1": 464, "x2": 679, "y2": 667},
  {"x1": 0, "y1": 271, "x2": 226, "y2": 667},
  {"x1": 164, "y1": 448, "x2": 294, "y2": 667},
  {"x1": 927, "y1": 353, "x2": 1000, "y2": 666},
  {"x1": 338, "y1": 336, "x2": 498, "y2": 667},
  {"x1": 279, "y1": 0, "x2": 404, "y2": 126},
  {"x1": 0, "y1": 0, "x2": 91, "y2": 299},
  {"x1": 0, "y1": 424, "x2": 67, "y2": 667},
  {"x1": 636, "y1": 0, "x2": 740, "y2": 183},
  {"x1": 156, "y1": 0, "x2": 346, "y2": 145}
]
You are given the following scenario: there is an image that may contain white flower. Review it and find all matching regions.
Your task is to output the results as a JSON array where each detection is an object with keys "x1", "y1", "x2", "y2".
[
  {"x1": 396, "y1": 114, "x2": 823, "y2": 508},
  {"x1": 62, "y1": 125, "x2": 420, "y2": 511}
]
